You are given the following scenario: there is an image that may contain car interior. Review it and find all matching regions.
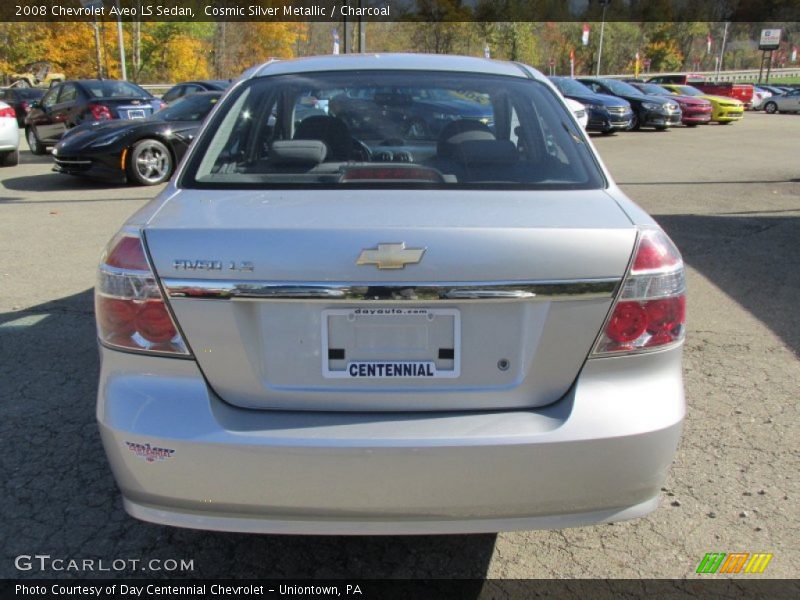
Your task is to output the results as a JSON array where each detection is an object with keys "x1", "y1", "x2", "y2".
[{"x1": 190, "y1": 73, "x2": 601, "y2": 189}]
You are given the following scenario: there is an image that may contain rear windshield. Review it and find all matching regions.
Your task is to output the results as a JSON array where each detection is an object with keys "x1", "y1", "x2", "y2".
[
  {"x1": 181, "y1": 70, "x2": 605, "y2": 190},
  {"x1": 154, "y1": 93, "x2": 220, "y2": 122},
  {"x1": 550, "y1": 77, "x2": 594, "y2": 96},
  {"x1": 81, "y1": 81, "x2": 151, "y2": 99}
]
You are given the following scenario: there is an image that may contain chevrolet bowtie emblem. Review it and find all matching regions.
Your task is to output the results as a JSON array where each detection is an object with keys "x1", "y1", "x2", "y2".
[{"x1": 356, "y1": 243, "x2": 426, "y2": 270}]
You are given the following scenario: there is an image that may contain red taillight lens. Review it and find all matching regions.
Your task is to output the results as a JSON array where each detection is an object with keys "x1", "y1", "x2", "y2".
[
  {"x1": 95, "y1": 231, "x2": 190, "y2": 356},
  {"x1": 135, "y1": 301, "x2": 177, "y2": 343},
  {"x1": 0, "y1": 106, "x2": 16, "y2": 119},
  {"x1": 632, "y1": 232, "x2": 680, "y2": 272},
  {"x1": 593, "y1": 229, "x2": 686, "y2": 355},
  {"x1": 605, "y1": 301, "x2": 648, "y2": 343},
  {"x1": 89, "y1": 103, "x2": 112, "y2": 120}
]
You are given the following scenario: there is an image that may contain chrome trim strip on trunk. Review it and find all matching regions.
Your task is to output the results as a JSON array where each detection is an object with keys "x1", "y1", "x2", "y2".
[{"x1": 161, "y1": 278, "x2": 620, "y2": 302}]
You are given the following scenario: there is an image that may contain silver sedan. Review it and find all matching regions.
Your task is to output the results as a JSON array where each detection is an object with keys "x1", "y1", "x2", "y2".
[
  {"x1": 762, "y1": 88, "x2": 800, "y2": 113},
  {"x1": 95, "y1": 54, "x2": 686, "y2": 534}
]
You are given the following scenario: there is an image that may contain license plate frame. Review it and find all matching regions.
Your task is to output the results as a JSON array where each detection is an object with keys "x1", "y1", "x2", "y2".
[
  {"x1": 127, "y1": 109, "x2": 146, "y2": 119},
  {"x1": 321, "y1": 307, "x2": 461, "y2": 379}
]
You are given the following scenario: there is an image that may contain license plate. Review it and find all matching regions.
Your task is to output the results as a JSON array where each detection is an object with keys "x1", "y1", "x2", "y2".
[
  {"x1": 322, "y1": 307, "x2": 460, "y2": 379},
  {"x1": 127, "y1": 109, "x2": 146, "y2": 119}
]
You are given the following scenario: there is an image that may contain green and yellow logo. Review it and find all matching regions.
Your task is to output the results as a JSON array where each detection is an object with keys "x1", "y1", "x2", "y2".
[{"x1": 696, "y1": 552, "x2": 773, "y2": 574}]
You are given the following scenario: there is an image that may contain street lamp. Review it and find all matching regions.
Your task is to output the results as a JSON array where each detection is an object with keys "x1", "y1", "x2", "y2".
[{"x1": 596, "y1": 0, "x2": 611, "y2": 76}]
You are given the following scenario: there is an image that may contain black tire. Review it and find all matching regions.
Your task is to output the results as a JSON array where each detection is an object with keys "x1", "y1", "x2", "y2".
[
  {"x1": 600, "y1": 129, "x2": 615, "y2": 136},
  {"x1": 764, "y1": 102, "x2": 778, "y2": 114},
  {"x1": 630, "y1": 113, "x2": 641, "y2": 131},
  {"x1": 718, "y1": 121, "x2": 731, "y2": 125},
  {"x1": 685, "y1": 123, "x2": 698, "y2": 128},
  {"x1": 0, "y1": 149, "x2": 20, "y2": 167},
  {"x1": 126, "y1": 139, "x2": 173, "y2": 186},
  {"x1": 655, "y1": 125, "x2": 667, "y2": 131},
  {"x1": 25, "y1": 127, "x2": 46, "y2": 155}
]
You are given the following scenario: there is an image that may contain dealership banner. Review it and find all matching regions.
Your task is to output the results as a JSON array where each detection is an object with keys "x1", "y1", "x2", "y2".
[{"x1": 2, "y1": 0, "x2": 800, "y2": 22}]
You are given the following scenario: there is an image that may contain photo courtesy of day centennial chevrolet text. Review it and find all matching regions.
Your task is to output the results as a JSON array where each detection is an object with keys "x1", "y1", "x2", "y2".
[{"x1": 94, "y1": 54, "x2": 686, "y2": 534}]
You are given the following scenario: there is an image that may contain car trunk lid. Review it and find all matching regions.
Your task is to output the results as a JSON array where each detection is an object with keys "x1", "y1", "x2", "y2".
[{"x1": 144, "y1": 189, "x2": 636, "y2": 411}]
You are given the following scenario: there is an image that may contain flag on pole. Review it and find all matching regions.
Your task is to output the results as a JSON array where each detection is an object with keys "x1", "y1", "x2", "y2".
[
  {"x1": 793, "y1": 46, "x2": 798, "y2": 62},
  {"x1": 569, "y1": 49, "x2": 575, "y2": 78},
  {"x1": 634, "y1": 52, "x2": 640, "y2": 78},
  {"x1": 332, "y1": 29, "x2": 340, "y2": 55},
  {"x1": 582, "y1": 24, "x2": 590, "y2": 46},
  {"x1": 707, "y1": 33, "x2": 712, "y2": 54}
]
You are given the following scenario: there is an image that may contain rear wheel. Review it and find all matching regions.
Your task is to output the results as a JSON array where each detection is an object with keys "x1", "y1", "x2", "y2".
[
  {"x1": 654, "y1": 125, "x2": 667, "y2": 131},
  {"x1": 685, "y1": 123, "x2": 698, "y2": 128},
  {"x1": 126, "y1": 139, "x2": 173, "y2": 186},
  {"x1": 600, "y1": 129, "x2": 615, "y2": 135},
  {"x1": 0, "y1": 149, "x2": 19, "y2": 167},
  {"x1": 718, "y1": 120, "x2": 731, "y2": 125},
  {"x1": 26, "y1": 127, "x2": 46, "y2": 155},
  {"x1": 764, "y1": 102, "x2": 778, "y2": 114}
]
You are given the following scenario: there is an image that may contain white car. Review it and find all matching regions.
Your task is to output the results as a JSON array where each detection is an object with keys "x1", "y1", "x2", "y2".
[
  {"x1": 0, "y1": 101, "x2": 20, "y2": 166},
  {"x1": 565, "y1": 97, "x2": 588, "y2": 128},
  {"x1": 751, "y1": 87, "x2": 772, "y2": 110}
]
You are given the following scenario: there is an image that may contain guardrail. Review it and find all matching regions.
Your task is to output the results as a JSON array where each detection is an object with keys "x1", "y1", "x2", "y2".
[
  {"x1": 138, "y1": 68, "x2": 800, "y2": 92},
  {"x1": 606, "y1": 68, "x2": 800, "y2": 83}
]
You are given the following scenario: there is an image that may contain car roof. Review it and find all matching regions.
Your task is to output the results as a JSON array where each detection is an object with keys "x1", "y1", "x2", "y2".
[
  {"x1": 251, "y1": 53, "x2": 539, "y2": 81},
  {"x1": 177, "y1": 81, "x2": 229, "y2": 87}
]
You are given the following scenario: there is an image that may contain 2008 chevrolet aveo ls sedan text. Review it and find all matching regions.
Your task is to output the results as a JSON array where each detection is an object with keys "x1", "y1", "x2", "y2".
[{"x1": 95, "y1": 54, "x2": 686, "y2": 535}]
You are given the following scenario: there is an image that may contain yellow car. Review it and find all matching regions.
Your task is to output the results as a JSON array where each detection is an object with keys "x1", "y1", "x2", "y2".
[{"x1": 661, "y1": 84, "x2": 744, "y2": 124}]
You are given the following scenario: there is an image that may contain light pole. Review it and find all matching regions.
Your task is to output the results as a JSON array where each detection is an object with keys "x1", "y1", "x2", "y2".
[
  {"x1": 80, "y1": 0, "x2": 104, "y2": 78},
  {"x1": 116, "y1": 0, "x2": 127, "y2": 80},
  {"x1": 596, "y1": 0, "x2": 610, "y2": 76},
  {"x1": 715, "y1": 21, "x2": 730, "y2": 82}
]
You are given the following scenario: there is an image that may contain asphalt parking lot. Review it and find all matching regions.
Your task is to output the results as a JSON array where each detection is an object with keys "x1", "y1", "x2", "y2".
[{"x1": 1, "y1": 113, "x2": 798, "y2": 579}]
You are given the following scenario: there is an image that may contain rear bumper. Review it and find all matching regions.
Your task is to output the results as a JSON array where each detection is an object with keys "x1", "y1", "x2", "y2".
[
  {"x1": 97, "y1": 345, "x2": 685, "y2": 534},
  {"x1": 0, "y1": 120, "x2": 20, "y2": 149}
]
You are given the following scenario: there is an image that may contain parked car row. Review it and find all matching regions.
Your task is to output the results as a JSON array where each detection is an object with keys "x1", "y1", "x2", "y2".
[
  {"x1": 550, "y1": 76, "x2": 748, "y2": 134},
  {"x1": 0, "y1": 78, "x2": 232, "y2": 177},
  {"x1": 0, "y1": 71, "x2": 791, "y2": 179}
]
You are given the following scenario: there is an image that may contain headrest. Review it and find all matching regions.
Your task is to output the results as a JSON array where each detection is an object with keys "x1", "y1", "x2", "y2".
[
  {"x1": 270, "y1": 140, "x2": 327, "y2": 165},
  {"x1": 454, "y1": 140, "x2": 518, "y2": 165},
  {"x1": 437, "y1": 119, "x2": 495, "y2": 158}
]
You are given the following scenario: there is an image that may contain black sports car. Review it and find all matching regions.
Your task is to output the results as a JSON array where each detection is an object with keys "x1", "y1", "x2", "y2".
[{"x1": 52, "y1": 92, "x2": 221, "y2": 185}]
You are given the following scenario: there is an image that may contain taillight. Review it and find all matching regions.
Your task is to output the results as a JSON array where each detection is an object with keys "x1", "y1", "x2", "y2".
[
  {"x1": 592, "y1": 228, "x2": 686, "y2": 355},
  {"x1": 95, "y1": 230, "x2": 190, "y2": 356},
  {"x1": 89, "y1": 103, "x2": 112, "y2": 120},
  {"x1": 0, "y1": 106, "x2": 16, "y2": 119}
]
